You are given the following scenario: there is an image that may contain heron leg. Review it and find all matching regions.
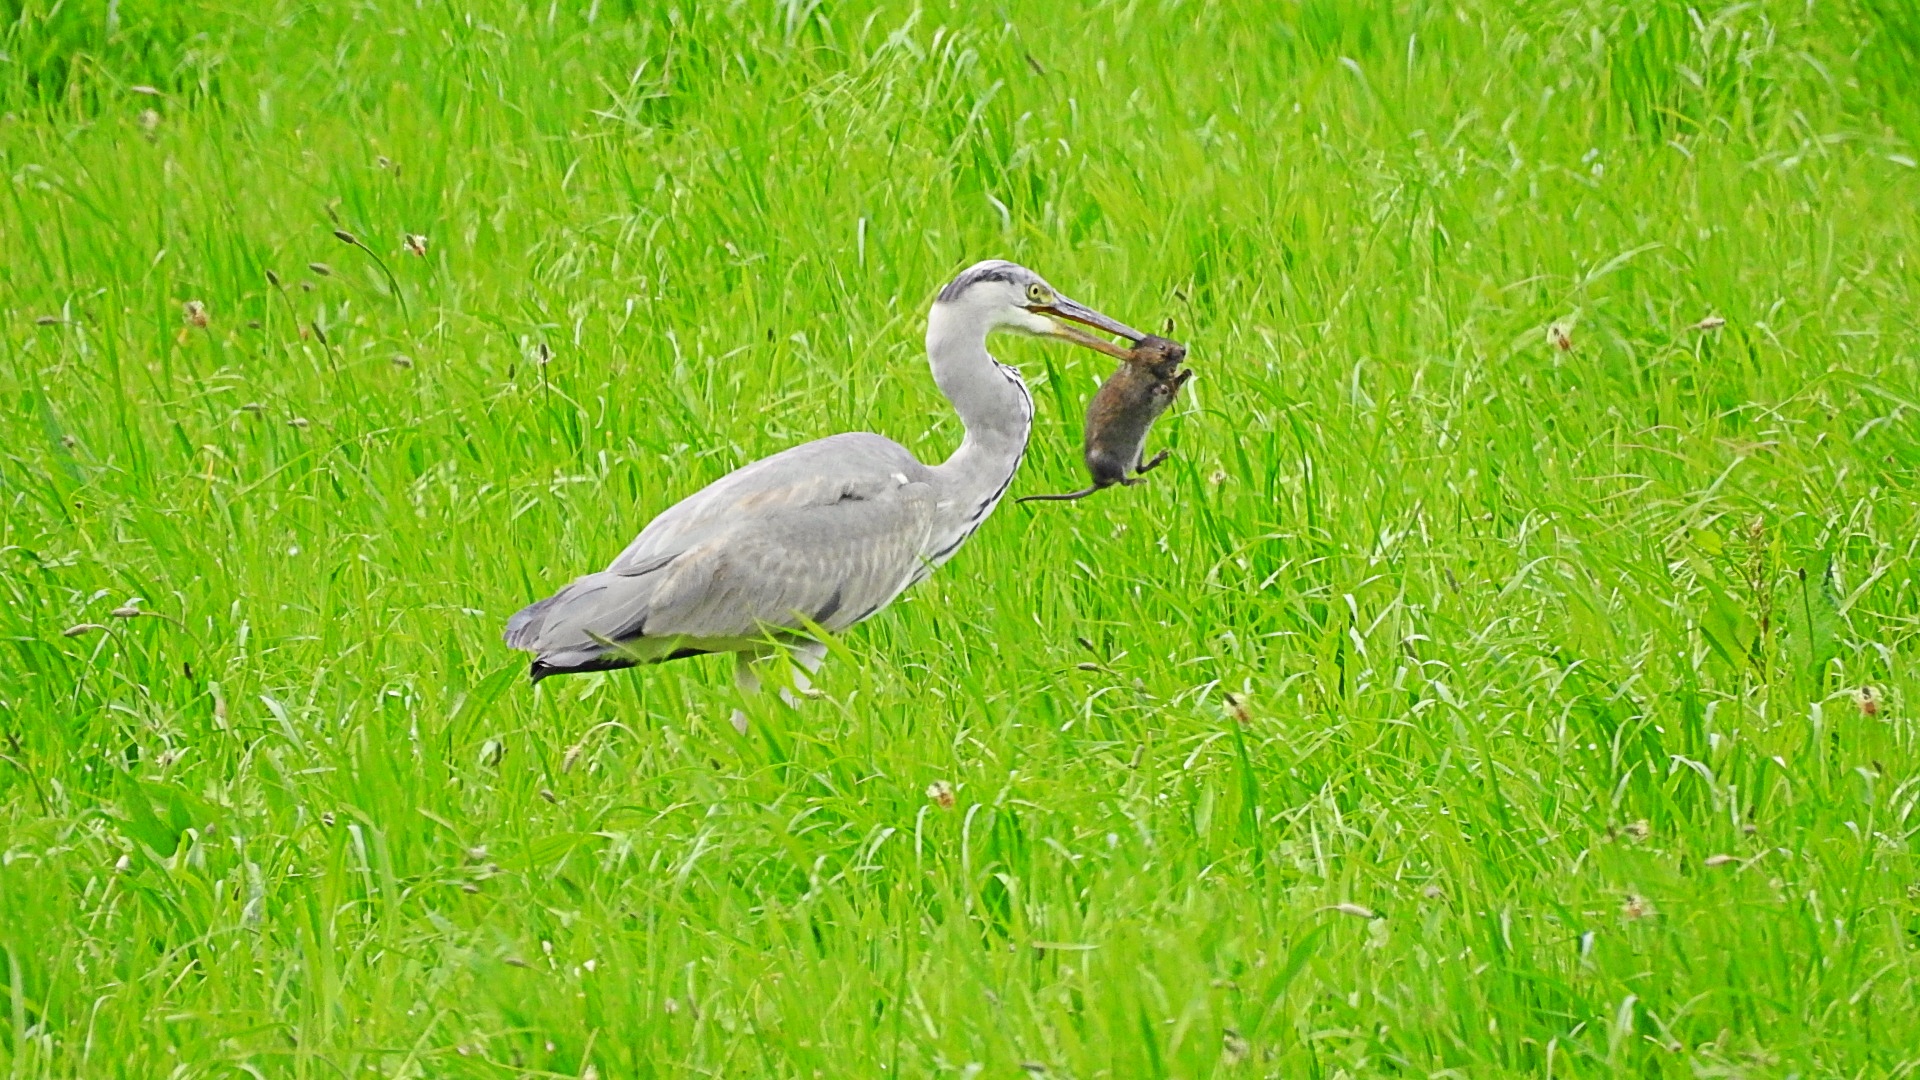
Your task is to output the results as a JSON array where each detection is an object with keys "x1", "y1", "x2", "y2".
[
  {"x1": 730, "y1": 652, "x2": 762, "y2": 734},
  {"x1": 779, "y1": 639, "x2": 828, "y2": 707},
  {"x1": 730, "y1": 639, "x2": 828, "y2": 733}
]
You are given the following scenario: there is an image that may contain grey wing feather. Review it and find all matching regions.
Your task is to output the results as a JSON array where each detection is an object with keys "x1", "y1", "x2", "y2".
[{"x1": 505, "y1": 433, "x2": 937, "y2": 669}]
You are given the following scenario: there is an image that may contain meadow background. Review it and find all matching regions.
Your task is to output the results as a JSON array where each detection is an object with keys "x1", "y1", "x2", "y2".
[{"x1": 3, "y1": 0, "x2": 1920, "y2": 1075}]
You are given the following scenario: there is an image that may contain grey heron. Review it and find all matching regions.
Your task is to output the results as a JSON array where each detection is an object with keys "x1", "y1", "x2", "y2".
[{"x1": 504, "y1": 260, "x2": 1144, "y2": 727}]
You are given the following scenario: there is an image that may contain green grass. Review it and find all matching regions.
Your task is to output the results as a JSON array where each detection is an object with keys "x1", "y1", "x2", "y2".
[{"x1": 3, "y1": 0, "x2": 1919, "y2": 1075}]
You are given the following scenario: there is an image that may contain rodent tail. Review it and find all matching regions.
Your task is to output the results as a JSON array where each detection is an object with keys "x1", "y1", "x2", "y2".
[{"x1": 1017, "y1": 487, "x2": 1101, "y2": 503}]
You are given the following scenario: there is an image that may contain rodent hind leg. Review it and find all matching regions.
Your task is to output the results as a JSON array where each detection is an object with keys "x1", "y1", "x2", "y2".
[{"x1": 1133, "y1": 449, "x2": 1172, "y2": 475}]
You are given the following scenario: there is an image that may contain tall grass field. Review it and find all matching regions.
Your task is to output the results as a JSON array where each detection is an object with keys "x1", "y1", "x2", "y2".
[{"x1": 4, "y1": 1, "x2": 1920, "y2": 1075}]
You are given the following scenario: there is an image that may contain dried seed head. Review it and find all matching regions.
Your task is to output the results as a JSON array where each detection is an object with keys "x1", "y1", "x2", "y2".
[
  {"x1": 35, "y1": 315, "x2": 62, "y2": 325},
  {"x1": 1209, "y1": 468, "x2": 1229, "y2": 485},
  {"x1": 1622, "y1": 819, "x2": 1651, "y2": 844},
  {"x1": 182, "y1": 300, "x2": 208, "y2": 328},
  {"x1": 130, "y1": 85, "x2": 161, "y2": 97},
  {"x1": 1858, "y1": 687, "x2": 1879, "y2": 717},
  {"x1": 467, "y1": 845, "x2": 488, "y2": 861},
  {"x1": 1620, "y1": 894, "x2": 1654, "y2": 920},
  {"x1": 110, "y1": 604, "x2": 141, "y2": 619},
  {"x1": 308, "y1": 262, "x2": 333, "y2": 277},
  {"x1": 391, "y1": 353, "x2": 413, "y2": 368},
  {"x1": 377, "y1": 155, "x2": 392, "y2": 170},
  {"x1": 539, "y1": 787, "x2": 557, "y2": 804},
  {"x1": 404, "y1": 233, "x2": 428, "y2": 256},
  {"x1": 1224, "y1": 692, "x2": 1252, "y2": 725},
  {"x1": 60, "y1": 434, "x2": 78, "y2": 448},
  {"x1": 1330, "y1": 902, "x2": 1375, "y2": 919},
  {"x1": 115, "y1": 854, "x2": 132, "y2": 872},
  {"x1": 320, "y1": 811, "x2": 336, "y2": 827},
  {"x1": 265, "y1": 269, "x2": 282, "y2": 288},
  {"x1": 926, "y1": 779, "x2": 956, "y2": 809},
  {"x1": 1221, "y1": 1030, "x2": 1251, "y2": 1066},
  {"x1": 561, "y1": 742, "x2": 586, "y2": 773},
  {"x1": 1692, "y1": 315, "x2": 1727, "y2": 331},
  {"x1": 241, "y1": 402, "x2": 264, "y2": 413},
  {"x1": 63, "y1": 623, "x2": 108, "y2": 637},
  {"x1": 1548, "y1": 323, "x2": 1573, "y2": 351},
  {"x1": 138, "y1": 109, "x2": 160, "y2": 132},
  {"x1": 333, "y1": 229, "x2": 359, "y2": 246},
  {"x1": 1703, "y1": 854, "x2": 1738, "y2": 868},
  {"x1": 1422, "y1": 883, "x2": 1445, "y2": 899},
  {"x1": 287, "y1": 417, "x2": 309, "y2": 428},
  {"x1": 460, "y1": 881, "x2": 480, "y2": 893},
  {"x1": 535, "y1": 342, "x2": 552, "y2": 366}
]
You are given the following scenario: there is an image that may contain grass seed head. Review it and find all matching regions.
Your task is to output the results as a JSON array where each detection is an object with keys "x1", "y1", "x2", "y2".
[
  {"x1": 392, "y1": 353, "x2": 413, "y2": 368},
  {"x1": 1704, "y1": 854, "x2": 1738, "y2": 867},
  {"x1": 35, "y1": 315, "x2": 61, "y2": 325},
  {"x1": 130, "y1": 85, "x2": 161, "y2": 97},
  {"x1": 265, "y1": 269, "x2": 282, "y2": 288},
  {"x1": 320, "y1": 811, "x2": 335, "y2": 827},
  {"x1": 1692, "y1": 315, "x2": 1727, "y2": 331},
  {"x1": 561, "y1": 742, "x2": 586, "y2": 773},
  {"x1": 1221, "y1": 1029, "x2": 1251, "y2": 1067},
  {"x1": 63, "y1": 623, "x2": 108, "y2": 637},
  {"x1": 1548, "y1": 323, "x2": 1573, "y2": 351},
  {"x1": 1330, "y1": 902, "x2": 1375, "y2": 919},
  {"x1": 182, "y1": 300, "x2": 208, "y2": 328},
  {"x1": 333, "y1": 229, "x2": 359, "y2": 246},
  {"x1": 1858, "y1": 687, "x2": 1879, "y2": 717},
  {"x1": 288, "y1": 417, "x2": 309, "y2": 428},
  {"x1": 110, "y1": 604, "x2": 141, "y2": 618},
  {"x1": 1623, "y1": 819, "x2": 1651, "y2": 843},
  {"x1": 308, "y1": 262, "x2": 332, "y2": 277},
  {"x1": 1621, "y1": 894, "x2": 1655, "y2": 920},
  {"x1": 1224, "y1": 692, "x2": 1252, "y2": 725},
  {"x1": 404, "y1": 233, "x2": 428, "y2": 256},
  {"x1": 926, "y1": 779, "x2": 956, "y2": 809},
  {"x1": 138, "y1": 109, "x2": 161, "y2": 133}
]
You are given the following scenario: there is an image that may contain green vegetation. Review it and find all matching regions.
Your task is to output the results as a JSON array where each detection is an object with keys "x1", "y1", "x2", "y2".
[{"x1": 4, "y1": 0, "x2": 1919, "y2": 1075}]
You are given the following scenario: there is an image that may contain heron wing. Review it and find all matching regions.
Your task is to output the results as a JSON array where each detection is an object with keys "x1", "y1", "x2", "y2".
[{"x1": 505, "y1": 433, "x2": 938, "y2": 668}]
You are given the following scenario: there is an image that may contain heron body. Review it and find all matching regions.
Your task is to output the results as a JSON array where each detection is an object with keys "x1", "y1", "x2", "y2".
[{"x1": 504, "y1": 260, "x2": 1142, "y2": 719}]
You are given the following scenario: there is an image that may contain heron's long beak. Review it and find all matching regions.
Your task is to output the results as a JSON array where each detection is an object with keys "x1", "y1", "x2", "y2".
[{"x1": 1032, "y1": 295, "x2": 1145, "y2": 360}]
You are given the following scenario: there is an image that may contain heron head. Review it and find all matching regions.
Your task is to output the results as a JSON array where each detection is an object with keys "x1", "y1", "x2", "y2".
[{"x1": 932, "y1": 260, "x2": 1143, "y2": 359}]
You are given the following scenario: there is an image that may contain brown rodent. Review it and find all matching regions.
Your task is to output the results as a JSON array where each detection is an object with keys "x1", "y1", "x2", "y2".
[{"x1": 1019, "y1": 334, "x2": 1191, "y2": 503}]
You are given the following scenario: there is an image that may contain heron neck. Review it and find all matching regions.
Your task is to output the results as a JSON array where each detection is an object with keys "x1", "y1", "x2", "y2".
[{"x1": 926, "y1": 320, "x2": 1031, "y2": 507}]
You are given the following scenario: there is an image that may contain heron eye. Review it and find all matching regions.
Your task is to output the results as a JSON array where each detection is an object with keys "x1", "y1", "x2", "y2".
[{"x1": 1026, "y1": 283, "x2": 1049, "y2": 304}]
